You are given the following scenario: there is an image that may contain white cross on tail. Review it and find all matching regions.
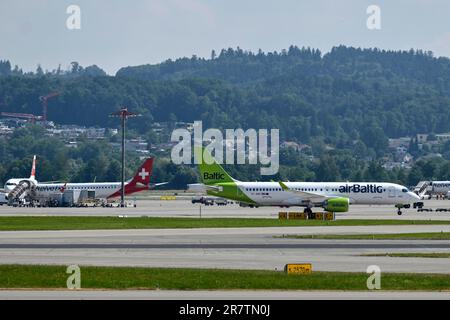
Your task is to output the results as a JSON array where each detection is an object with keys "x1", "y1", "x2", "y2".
[{"x1": 139, "y1": 168, "x2": 149, "y2": 180}]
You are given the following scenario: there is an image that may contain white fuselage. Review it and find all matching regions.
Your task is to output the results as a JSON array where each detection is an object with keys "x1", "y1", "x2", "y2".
[
  {"x1": 233, "y1": 181, "x2": 419, "y2": 206},
  {"x1": 4, "y1": 179, "x2": 123, "y2": 199},
  {"x1": 34, "y1": 182, "x2": 123, "y2": 199},
  {"x1": 430, "y1": 181, "x2": 450, "y2": 194},
  {"x1": 4, "y1": 178, "x2": 37, "y2": 193}
]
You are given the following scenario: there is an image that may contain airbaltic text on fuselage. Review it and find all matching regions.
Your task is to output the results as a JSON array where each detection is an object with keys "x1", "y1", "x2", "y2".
[
  {"x1": 204, "y1": 172, "x2": 225, "y2": 180},
  {"x1": 339, "y1": 184, "x2": 383, "y2": 193}
]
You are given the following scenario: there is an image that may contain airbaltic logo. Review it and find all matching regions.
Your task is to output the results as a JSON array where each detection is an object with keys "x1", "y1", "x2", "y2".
[
  {"x1": 171, "y1": 121, "x2": 279, "y2": 175},
  {"x1": 203, "y1": 172, "x2": 225, "y2": 181},
  {"x1": 339, "y1": 184, "x2": 383, "y2": 193}
]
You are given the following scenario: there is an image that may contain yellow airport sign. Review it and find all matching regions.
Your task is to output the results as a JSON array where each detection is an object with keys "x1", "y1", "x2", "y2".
[
  {"x1": 160, "y1": 196, "x2": 176, "y2": 200},
  {"x1": 279, "y1": 212, "x2": 288, "y2": 219},
  {"x1": 315, "y1": 212, "x2": 324, "y2": 220},
  {"x1": 285, "y1": 263, "x2": 312, "y2": 274},
  {"x1": 324, "y1": 212, "x2": 335, "y2": 221},
  {"x1": 287, "y1": 212, "x2": 307, "y2": 220}
]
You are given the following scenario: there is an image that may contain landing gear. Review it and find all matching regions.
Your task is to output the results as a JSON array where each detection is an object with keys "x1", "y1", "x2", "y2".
[{"x1": 395, "y1": 204, "x2": 405, "y2": 216}]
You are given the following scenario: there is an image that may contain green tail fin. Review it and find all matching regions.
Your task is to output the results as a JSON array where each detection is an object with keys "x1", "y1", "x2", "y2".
[{"x1": 195, "y1": 147, "x2": 235, "y2": 185}]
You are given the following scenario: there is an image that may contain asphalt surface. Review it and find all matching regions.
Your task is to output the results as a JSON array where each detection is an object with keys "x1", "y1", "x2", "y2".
[
  {"x1": 1, "y1": 200, "x2": 449, "y2": 299},
  {"x1": 0, "y1": 290, "x2": 449, "y2": 300},
  {"x1": 0, "y1": 226, "x2": 449, "y2": 273},
  {"x1": 1, "y1": 199, "x2": 450, "y2": 220}
]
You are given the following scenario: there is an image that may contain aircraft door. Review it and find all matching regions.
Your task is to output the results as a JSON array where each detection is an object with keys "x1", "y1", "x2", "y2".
[{"x1": 388, "y1": 186, "x2": 396, "y2": 198}]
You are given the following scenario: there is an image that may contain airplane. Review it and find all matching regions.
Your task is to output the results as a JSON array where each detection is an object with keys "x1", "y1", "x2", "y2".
[
  {"x1": 188, "y1": 148, "x2": 421, "y2": 215},
  {"x1": 4, "y1": 156, "x2": 166, "y2": 202},
  {"x1": 3, "y1": 155, "x2": 38, "y2": 196},
  {"x1": 428, "y1": 181, "x2": 450, "y2": 197}
]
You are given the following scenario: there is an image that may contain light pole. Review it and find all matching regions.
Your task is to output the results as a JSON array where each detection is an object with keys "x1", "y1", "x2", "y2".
[{"x1": 110, "y1": 107, "x2": 140, "y2": 207}]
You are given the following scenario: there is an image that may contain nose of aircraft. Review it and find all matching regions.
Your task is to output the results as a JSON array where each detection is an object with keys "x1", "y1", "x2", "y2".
[{"x1": 409, "y1": 191, "x2": 421, "y2": 201}]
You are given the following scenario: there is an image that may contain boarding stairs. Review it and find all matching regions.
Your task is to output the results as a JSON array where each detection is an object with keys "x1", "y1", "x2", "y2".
[
  {"x1": 413, "y1": 181, "x2": 430, "y2": 199},
  {"x1": 7, "y1": 180, "x2": 32, "y2": 205}
]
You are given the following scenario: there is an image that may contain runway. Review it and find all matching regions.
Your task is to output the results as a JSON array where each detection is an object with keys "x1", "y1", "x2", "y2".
[
  {"x1": 1, "y1": 199, "x2": 450, "y2": 220},
  {"x1": 1, "y1": 226, "x2": 449, "y2": 274},
  {"x1": 0, "y1": 290, "x2": 449, "y2": 300}
]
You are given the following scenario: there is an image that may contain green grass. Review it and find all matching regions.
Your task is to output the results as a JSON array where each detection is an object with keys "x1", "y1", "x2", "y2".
[
  {"x1": 363, "y1": 253, "x2": 450, "y2": 258},
  {"x1": 281, "y1": 232, "x2": 450, "y2": 240},
  {"x1": 0, "y1": 265, "x2": 449, "y2": 291},
  {"x1": 0, "y1": 217, "x2": 450, "y2": 231}
]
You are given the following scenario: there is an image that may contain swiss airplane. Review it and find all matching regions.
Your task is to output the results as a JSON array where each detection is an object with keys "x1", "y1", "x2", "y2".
[
  {"x1": 4, "y1": 156, "x2": 165, "y2": 201},
  {"x1": 3, "y1": 155, "x2": 38, "y2": 194},
  {"x1": 189, "y1": 147, "x2": 421, "y2": 215}
]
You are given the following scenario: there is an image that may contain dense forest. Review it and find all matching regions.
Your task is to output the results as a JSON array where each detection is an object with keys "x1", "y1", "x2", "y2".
[{"x1": 1, "y1": 45, "x2": 450, "y2": 187}]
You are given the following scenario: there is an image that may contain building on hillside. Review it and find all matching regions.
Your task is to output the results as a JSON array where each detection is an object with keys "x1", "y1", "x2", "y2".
[{"x1": 280, "y1": 141, "x2": 311, "y2": 153}]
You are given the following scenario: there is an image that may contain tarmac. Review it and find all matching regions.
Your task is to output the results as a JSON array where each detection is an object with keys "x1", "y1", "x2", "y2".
[
  {"x1": 0, "y1": 225, "x2": 449, "y2": 273},
  {"x1": 1, "y1": 198, "x2": 450, "y2": 220},
  {"x1": 0, "y1": 198, "x2": 449, "y2": 299}
]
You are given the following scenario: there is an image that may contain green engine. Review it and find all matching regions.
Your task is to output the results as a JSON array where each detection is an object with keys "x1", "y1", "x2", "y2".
[{"x1": 323, "y1": 197, "x2": 349, "y2": 212}]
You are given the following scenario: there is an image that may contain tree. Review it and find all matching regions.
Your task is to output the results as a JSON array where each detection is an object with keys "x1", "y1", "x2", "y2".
[
  {"x1": 70, "y1": 61, "x2": 83, "y2": 74},
  {"x1": 83, "y1": 65, "x2": 107, "y2": 77},
  {"x1": 407, "y1": 166, "x2": 423, "y2": 186},
  {"x1": 104, "y1": 160, "x2": 121, "y2": 181},
  {"x1": 0, "y1": 60, "x2": 11, "y2": 76},
  {"x1": 36, "y1": 64, "x2": 44, "y2": 76},
  {"x1": 316, "y1": 155, "x2": 339, "y2": 181}
]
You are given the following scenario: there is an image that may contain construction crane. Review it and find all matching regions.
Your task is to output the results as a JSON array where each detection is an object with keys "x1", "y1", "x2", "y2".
[
  {"x1": 39, "y1": 92, "x2": 59, "y2": 122},
  {"x1": 0, "y1": 112, "x2": 43, "y2": 124}
]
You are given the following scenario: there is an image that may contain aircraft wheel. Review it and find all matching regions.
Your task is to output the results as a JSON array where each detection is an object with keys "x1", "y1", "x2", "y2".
[{"x1": 397, "y1": 210, "x2": 402, "y2": 216}]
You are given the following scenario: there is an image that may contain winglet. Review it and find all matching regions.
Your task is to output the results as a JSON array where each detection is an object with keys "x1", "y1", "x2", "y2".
[{"x1": 279, "y1": 181, "x2": 289, "y2": 191}]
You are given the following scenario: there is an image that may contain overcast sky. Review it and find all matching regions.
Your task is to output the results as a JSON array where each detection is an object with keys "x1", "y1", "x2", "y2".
[{"x1": 1, "y1": 0, "x2": 449, "y2": 75}]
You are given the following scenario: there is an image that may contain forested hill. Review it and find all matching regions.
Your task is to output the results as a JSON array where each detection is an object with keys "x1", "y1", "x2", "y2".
[
  {"x1": 117, "y1": 46, "x2": 450, "y2": 92},
  {"x1": 1, "y1": 46, "x2": 450, "y2": 156}
]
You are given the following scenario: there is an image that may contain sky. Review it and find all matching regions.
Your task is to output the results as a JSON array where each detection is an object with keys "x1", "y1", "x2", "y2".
[{"x1": 0, "y1": 0, "x2": 449, "y2": 75}]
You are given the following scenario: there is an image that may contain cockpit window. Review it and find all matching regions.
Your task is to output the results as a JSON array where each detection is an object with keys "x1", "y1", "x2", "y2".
[{"x1": 402, "y1": 188, "x2": 408, "y2": 193}]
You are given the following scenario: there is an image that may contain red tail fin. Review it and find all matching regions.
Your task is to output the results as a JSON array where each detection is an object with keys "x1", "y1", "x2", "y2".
[
  {"x1": 107, "y1": 158, "x2": 155, "y2": 199},
  {"x1": 129, "y1": 158, "x2": 154, "y2": 186},
  {"x1": 30, "y1": 155, "x2": 36, "y2": 180}
]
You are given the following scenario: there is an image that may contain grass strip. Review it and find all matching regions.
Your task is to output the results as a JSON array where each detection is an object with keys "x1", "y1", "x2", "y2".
[
  {"x1": 0, "y1": 265, "x2": 449, "y2": 291},
  {"x1": 0, "y1": 217, "x2": 450, "y2": 231}
]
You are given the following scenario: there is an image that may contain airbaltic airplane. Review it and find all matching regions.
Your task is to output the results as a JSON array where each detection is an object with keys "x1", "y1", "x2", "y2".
[
  {"x1": 4, "y1": 156, "x2": 163, "y2": 200},
  {"x1": 189, "y1": 148, "x2": 421, "y2": 215}
]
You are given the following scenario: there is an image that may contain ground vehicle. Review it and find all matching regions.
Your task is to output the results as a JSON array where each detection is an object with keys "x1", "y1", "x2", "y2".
[
  {"x1": 191, "y1": 196, "x2": 221, "y2": 206},
  {"x1": 191, "y1": 196, "x2": 204, "y2": 204},
  {"x1": 214, "y1": 198, "x2": 228, "y2": 206}
]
